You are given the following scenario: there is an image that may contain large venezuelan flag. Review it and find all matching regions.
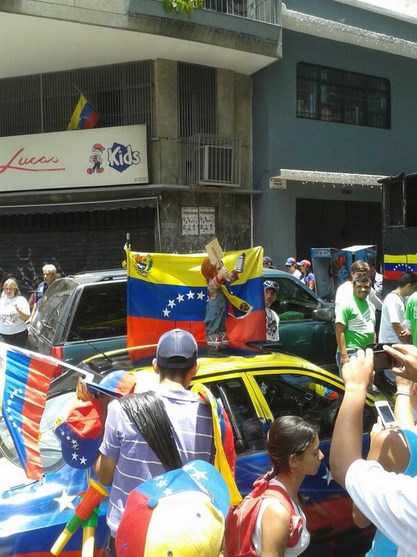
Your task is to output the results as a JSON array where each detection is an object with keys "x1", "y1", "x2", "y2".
[
  {"x1": 67, "y1": 94, "x2": 100, "y2": 131},
  {"x1": 125, "y1": 247, "x2": 265, "y2": 347},
  {"x1": 1, "y1": 345, "x2": 60, "y2": 480},
  {"x1": 384, "y1": 254, "x2": 417, "y2": 280}
]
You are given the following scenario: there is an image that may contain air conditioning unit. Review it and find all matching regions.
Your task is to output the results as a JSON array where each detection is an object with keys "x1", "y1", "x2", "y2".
[{"x1": 194, "y1": 144, "x2": 234, "y2": 185}]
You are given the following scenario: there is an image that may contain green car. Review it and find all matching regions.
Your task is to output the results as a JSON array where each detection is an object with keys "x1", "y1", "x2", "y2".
[{"x1": 28, "y1": 268, "x2": 336, "y2": 370}]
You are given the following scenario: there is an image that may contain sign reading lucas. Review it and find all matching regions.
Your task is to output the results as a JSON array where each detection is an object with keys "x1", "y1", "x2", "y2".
[{"x1": 0, "y1": 124, "x2": 148, "y2": 192}]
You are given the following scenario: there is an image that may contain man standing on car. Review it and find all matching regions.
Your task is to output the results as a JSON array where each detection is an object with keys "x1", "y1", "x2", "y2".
[
  {"x1": 94, "y1": 328, "x2": 236, "y2": 555},
  {"x1": 335, "y1": 274, "x2": 376, "y2": 373}
]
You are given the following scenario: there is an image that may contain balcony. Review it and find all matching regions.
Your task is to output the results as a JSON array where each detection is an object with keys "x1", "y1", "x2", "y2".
[{"x1": 127, "y1": 0, "x2": 282, "y2": 73}]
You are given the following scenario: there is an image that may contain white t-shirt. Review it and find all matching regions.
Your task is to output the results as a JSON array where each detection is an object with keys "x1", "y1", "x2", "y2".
[
  {"x1": 346, "y1": 459, "x2": 417, "y2": 557},
  {"x1": 266, "y1": 307, "x2": 280, "y2": 341},
  {"x1": 335, "y1": 280, "x2": 382, "y2": 312},
  {"x1": 378, "y1": 291, "x2": 406, "y2": 344},
  {"x1": 252, "y1": 478, "x2": 310, "y2": 557},
  {"x1": 0, "y1": 295, "x2": 30, "y2": 335}
]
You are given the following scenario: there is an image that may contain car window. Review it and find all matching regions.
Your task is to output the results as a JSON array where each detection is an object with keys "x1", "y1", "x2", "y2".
[
  {"x1": 254, "y1": 373, "x2": 374, "y2": 439},
  {"x1": 68, "y1": 282, "x2": 127, "y2": 341},
  {"x1": 31, "y1": 279, "x2": 77, "y2": 342},
  {"x1": 272, "y1": 277, "x2": 321, "y2": 321},
  {"x1": 205, "y1": 378, "x2": 267, "y2": 454}
]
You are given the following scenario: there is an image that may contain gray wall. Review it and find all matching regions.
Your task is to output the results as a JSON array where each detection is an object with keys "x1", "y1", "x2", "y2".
[{"x1": 252, "y1": 27, "x2": 417, "y2": 267}]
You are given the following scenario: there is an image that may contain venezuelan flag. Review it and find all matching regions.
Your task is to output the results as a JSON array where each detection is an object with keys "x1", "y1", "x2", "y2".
[
  {"x1": 384, "y1": 254, "x2": 416, "y2": 280},
  {"x1": 1, "y1": 345, "x2": 60, "y2": 480},
  {"x1": 67, "y1": 94, "x2": 100, "y2": 131},
  {"x1": 125, "y1": 247, "x2": 265, "y2": 347}
]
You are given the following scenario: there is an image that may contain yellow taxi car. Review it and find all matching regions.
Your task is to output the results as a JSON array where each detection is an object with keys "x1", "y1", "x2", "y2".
[{"x1": 77, "y1": 343, "x2": 391, "y2": 556}]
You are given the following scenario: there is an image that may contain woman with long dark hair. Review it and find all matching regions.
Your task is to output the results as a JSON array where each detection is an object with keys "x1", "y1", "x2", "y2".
[{"x1": 251, "y1": 416, "x2": 323, "y2": 556}]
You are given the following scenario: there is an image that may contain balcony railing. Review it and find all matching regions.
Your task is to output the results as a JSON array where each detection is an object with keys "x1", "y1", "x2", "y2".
[
  {"x1": 128, "y1": 0, "x2": 280, "y2": 26},
  {"x1": 203, "y1": 0, "x2": 279, "y2": 24},
  {"x1": 180, "y1": 134, "x2": 241, "y2": 187}
]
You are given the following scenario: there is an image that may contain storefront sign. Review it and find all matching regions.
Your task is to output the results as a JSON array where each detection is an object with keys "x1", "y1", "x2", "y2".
[{"x1": 0, "y1": 125, "x2": 148, "y2": 191}]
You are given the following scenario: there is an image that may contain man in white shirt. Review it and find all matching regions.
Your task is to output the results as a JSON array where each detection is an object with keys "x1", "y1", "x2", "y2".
[
  {"x1": 264, "y1": 280, "x2": 280, "y2": 342},
  {"x1": 379, "y1": 272, "x2": 416, "y2": 344},
  {"x1": 335, "y1": 260, "x2": 382, "y2": 312},
  {"x1": 330, "y1": 345, "x2": 417, "y2": 557},
  {"x1": 285, "y1": 257, "x2": 302, "y2": 280}
]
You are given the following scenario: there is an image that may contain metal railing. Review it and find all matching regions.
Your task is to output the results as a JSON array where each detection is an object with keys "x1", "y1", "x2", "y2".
[
  {"x1": 180, "y1": 134, "x2": 241, "y2": 186},
  {"x1": 203, "y1": 0, "x2": 279, "y2": 24}
]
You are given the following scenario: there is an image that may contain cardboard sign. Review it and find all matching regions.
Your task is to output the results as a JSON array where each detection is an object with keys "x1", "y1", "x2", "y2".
[{"x1": 205, "y1": 238, "x2": 224, "y2": 265}]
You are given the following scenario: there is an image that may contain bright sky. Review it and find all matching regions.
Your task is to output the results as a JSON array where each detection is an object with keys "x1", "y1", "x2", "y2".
[{"x1": 357, "y1": 0, "x2": 417, "y2": 17}]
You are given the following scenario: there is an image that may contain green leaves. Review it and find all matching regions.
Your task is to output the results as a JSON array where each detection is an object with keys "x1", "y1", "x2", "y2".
[{"x1": 162, "y1": 0, "x2": 204, "y2": 17}]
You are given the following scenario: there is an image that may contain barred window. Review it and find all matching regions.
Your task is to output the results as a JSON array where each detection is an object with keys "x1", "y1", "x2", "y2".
[
  {"x1": 178, "y1": 63, "x2": 216, "y2": 138},
  {"x1": 296, "y1": 62, "x2": 390, "y2": 129}
]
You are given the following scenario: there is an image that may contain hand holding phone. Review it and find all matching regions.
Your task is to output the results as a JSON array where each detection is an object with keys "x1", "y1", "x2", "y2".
[{"x1": 374, "y1": 400, "x2": 398, "y2": 429}]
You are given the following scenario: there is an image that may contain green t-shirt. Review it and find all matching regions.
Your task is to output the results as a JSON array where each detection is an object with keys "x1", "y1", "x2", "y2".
[
  {"x1": 405, "y1": 292, "x2": 417, "y2": 346},
  {"x1": 336, "y1": 296, "x2": 375, "y2": 352}
]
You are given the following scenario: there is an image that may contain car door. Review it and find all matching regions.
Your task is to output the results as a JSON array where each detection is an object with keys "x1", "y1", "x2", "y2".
[
  {"x1": 198, "y1": 367, "x2": 375, "y2": 555},
  {"x1": 270, "y1": 275, "x2": 337, "y2": 370}
]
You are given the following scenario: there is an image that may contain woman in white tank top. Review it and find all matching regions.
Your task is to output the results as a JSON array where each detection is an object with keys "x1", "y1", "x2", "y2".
[{"x1": 252, "y1": 416, "x2": 324, "y2": 557}]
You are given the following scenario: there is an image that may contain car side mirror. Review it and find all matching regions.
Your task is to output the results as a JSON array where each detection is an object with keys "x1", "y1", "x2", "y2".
[{"x1": 313, "y1": 307, "x2": 335, "y2": 322}]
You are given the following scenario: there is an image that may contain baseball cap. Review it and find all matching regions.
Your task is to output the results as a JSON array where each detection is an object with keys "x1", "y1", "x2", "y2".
[
  {"x1": 285, "y1": 257, "x2": 297, "y2": 267},
  {"x1": 297, "y1": 259, "x2": 311, "y2": 268},
  {"x1": 263, "y1": 280, "x2": 279, "y2": 292},
  {"x1": 263, "y1": 256, "x2": 275, "y2": 268},
  {"x1": 54, "y1": 398, "x2": 102, "y2": 469},
  {"x1": 156, "y1": 328, "x2": 198, "y2": 369},
  {"x1": 116, "y1": 460, "x2": 230, "y2": 557},
  {"x1": 86, "y1": 369, "x2": 137, "y2": 398}
]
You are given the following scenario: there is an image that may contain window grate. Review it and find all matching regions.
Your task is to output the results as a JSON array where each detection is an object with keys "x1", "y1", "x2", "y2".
[
  {"x1": 296, "y1": 62, "x2": 391, "y2": 129},
  {"x1": 0, "y1": 61, "x2": 154, "y2": 137},
  {"x1": 178, "y1": 63, "x2": 216, "y2": 138}
]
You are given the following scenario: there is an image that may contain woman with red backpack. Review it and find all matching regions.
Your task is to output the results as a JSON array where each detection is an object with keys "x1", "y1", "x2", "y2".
[{"x1": 225, "y1": 415, "x2": 323, "y2": 557}]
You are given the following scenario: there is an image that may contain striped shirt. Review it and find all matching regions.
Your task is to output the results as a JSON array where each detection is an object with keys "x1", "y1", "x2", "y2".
[{"x1": 99, "y1": 384, "x2": 214, "y2": 537}]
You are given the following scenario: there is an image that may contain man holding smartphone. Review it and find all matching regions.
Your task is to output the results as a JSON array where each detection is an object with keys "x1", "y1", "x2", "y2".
[{"x1": 330, "y1": 346, "x2": 417, "y2": 557}]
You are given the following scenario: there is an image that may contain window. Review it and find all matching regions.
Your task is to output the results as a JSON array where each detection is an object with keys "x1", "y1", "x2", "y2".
[
  {"x1": 296, "y1": 62, "x2": 390, "y2": 129},
  {"x1": 178, "y1": 63, "x2": 216, "y2": 138}
]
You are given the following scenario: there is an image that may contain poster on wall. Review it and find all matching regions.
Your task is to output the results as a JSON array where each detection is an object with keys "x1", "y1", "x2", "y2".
[{"x1": 0, "y1": 124, "x2": 148, "y2": 192}]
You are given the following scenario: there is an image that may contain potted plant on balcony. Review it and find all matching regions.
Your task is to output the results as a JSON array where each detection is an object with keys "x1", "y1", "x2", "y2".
[{"x1": 162, "y1": 0, "x2": 204, "y2": 16}]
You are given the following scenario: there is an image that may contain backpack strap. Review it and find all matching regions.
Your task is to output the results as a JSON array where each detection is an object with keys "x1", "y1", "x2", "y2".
[{"x1": 119, "y1": 391, "x2": 183, "y2": 472}]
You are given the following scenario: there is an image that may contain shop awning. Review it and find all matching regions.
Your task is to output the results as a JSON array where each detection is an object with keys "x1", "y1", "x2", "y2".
[{"x1": 0, "y1": 196, "x2": 158, "y2": 215}]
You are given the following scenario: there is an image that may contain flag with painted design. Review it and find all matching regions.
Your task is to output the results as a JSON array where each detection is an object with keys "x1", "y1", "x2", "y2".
[{"x1": 125, "y1": 247, "x2": 265, "y2": 347}]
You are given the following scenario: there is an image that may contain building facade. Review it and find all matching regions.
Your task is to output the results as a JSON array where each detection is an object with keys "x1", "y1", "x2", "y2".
[
  {"x1": 253, "y1": 0, "x2": 417, "y2": 270},
  {"x1": 0, "y1": 0, "x2": 281, "y2": 288}
]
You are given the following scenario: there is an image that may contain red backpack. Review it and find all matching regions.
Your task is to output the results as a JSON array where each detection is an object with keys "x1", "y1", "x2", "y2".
[{"x1": 224, "y1": 474, "x2": 304, "y2": 557}]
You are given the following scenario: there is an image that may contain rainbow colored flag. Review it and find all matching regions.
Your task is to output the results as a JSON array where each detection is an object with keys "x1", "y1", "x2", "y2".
[
  {"x1": 1, "y1": 345, "x2": 60, "y2": 480},
  {"x1": 125, "y1": 247, "x2": 265, "y2": 347},
  {"x1": 67, "y1": 94, "x2": 100, "y2": 130},
  {"x1": 384, "y1": 254, "x2": 417, "y2": 280}
]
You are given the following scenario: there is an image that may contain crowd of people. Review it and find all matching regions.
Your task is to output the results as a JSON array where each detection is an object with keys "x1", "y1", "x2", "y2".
[{"x1": 5, "y1": 252, "x2": 417, "y2": 556}]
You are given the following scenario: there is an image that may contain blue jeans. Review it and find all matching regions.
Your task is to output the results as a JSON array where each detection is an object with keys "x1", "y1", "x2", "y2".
[{"x1": 335, "y1": 349, "x2": 358, "y2": 376}]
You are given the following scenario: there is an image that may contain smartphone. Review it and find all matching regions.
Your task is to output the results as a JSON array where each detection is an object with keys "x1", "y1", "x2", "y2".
[
  {"x1": 374, "y1": 400, "x2": 398, "y2": 429},
  {"x1": 370, "y1": 343, "x2": 394, "y2": 371},
  {"x1": 373, "y1": 350, "x2": 394, "y2": 371}
]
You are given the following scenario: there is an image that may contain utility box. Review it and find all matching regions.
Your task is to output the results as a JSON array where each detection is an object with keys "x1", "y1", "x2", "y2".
[{"x1": 311, "y1": 245, "x2": 377, "y2": 302}]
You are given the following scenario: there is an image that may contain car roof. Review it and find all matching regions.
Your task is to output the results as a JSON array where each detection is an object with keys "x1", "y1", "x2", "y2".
[
  {"x1": 81, "y1": 342, "x2": 339, "y2": 382},
  {"x1": 68, "y1": 268, "x2": 126, "y2": 284}
]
